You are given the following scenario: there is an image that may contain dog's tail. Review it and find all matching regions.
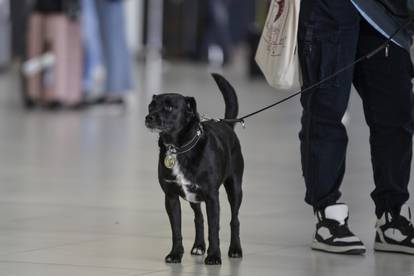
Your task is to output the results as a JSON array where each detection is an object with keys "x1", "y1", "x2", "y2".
[{"x1": 211, "y1": 73, "x2": 239, "y2": 129}]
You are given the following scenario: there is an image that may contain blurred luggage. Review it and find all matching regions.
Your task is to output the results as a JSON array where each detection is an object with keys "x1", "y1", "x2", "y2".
[
  {"x1": 162, "y1": 0, "x2": 204, "y2": 60},
  {"x1": 24, "y1": 9, "x2": 82, "y2": 108},
  {"x1": 0, "y1": 0, "x2": 11, "y2": 69},
  {"x1": 247, "y1": 25, "x2": 264, "y2": 79}
]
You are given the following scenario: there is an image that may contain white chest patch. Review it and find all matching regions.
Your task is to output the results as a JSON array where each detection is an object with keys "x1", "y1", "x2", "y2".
[{"x1": 169, "y1": 160, "x2": 200, "y2": 203}]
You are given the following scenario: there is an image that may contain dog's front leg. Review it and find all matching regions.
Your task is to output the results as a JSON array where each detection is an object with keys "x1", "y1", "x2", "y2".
[
  {"x1": 204, "y1": 192, "x2": 222, "y2": 265},
  {"x1": 165, "y1": 195, "x2": 184, "y2": 263},
  {"x1": 190, "y1": 203, "x2": 206, "y2": 255}
]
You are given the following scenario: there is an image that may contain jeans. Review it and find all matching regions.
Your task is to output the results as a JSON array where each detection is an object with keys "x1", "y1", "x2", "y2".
[
  {"x1": 298, "y1": 0, "x2": 414, "y2": 217},
  {"x1": 81, "y1": 0, "x2": 103, "y2": 92},
  {"x1": 95, "y1": 0, "x2": 132, "y2": 94},
  {"x1": 81, "y1": 0, "x2": 132, "y2": 94}
]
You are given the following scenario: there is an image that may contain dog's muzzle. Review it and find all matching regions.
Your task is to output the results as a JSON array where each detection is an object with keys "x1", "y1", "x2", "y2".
[
  {"x1": 145, "y1": 114, "x2": 167, "y2": 133},
  {"x1": 145, "y1": 115, "x2": 157, "y2": 128}
]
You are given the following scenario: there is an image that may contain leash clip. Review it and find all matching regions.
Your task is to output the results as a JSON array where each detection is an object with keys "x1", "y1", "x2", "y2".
[{"x1": 240, "y1": 119, "x2": 246, "y2": 129}]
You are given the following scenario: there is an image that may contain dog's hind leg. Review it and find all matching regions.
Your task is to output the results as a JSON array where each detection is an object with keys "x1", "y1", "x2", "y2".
[
  {"x1": 224, "y1": 174, "x2": 243, "y2": 258},
  {"x1": 190, "y1": 203, "x2": 206, "y2": 255},
  {"x1": 165, "y1": 195, "x2": 184, "y2": 263}
]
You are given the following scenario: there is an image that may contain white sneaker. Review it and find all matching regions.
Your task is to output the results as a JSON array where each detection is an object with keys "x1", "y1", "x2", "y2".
[
  {"x1": 375, "y1": 205, "x2": 414, "y2": 255},
  {"x1": 312, "y1": 204, "x2": 366, "y2": 255}
]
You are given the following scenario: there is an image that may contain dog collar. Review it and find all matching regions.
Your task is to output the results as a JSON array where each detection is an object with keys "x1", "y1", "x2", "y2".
[{"x1": 163, "y1": 125, "x2": 203, "y2": 169}]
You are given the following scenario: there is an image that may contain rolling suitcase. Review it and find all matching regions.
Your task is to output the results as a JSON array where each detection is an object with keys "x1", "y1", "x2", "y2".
[
  {"x1": 0, "y1": 0, "x2": 11, "y2": 69},
  {"x1": 23, "y1": 0, "x2": 82, "y2": 108}
]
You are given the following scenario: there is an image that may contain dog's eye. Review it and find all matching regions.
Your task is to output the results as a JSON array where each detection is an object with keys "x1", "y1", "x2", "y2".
[{"x1": 165, "y1": 106, "x2": 173, "y2": 112}]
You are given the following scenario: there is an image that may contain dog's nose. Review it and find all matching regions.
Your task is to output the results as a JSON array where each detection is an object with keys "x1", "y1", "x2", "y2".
[{"x1": 145, "y1": 115, "x2": 154, "y2": 124}]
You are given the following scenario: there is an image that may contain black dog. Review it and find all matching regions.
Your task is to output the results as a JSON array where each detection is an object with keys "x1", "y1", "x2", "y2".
[{"x1": 145, "y1": 74, "x2": 244, "y2": 265}]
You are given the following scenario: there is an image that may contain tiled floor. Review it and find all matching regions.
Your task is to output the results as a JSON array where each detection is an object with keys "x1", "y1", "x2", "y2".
[{"x1": 0, "y1": 58, "x2": 413, "y2": 276}]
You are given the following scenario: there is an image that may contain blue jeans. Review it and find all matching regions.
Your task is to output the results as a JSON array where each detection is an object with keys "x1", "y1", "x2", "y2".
[
  {"x1": 81, "y1": 0, "x2": 103, "y2": 92},
  {"x1": 298, "y1": 0, "x2": 414, "y2": 217},
  {"x1": 95, "y1": 0, "x2": 132, "y2": 94},
  {"x1": 81, "y1": 0, "x2": 132, "y2": 94}
]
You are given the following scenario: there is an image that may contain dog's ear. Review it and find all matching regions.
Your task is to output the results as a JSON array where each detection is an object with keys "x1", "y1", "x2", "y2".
[{"x1": 185, "y1": 97, "x2": 197, "y2": 115}]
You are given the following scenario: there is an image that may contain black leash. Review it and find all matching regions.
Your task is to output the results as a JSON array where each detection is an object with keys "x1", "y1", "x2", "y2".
[{"x1": 221, "y1": 18, "x2": 414, "y2": 126}]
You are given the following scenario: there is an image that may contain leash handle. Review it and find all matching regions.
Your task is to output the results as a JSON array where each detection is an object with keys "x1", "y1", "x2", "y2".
[{"x1": 221, "y1": 17, "x2": 414, "y2": 125}]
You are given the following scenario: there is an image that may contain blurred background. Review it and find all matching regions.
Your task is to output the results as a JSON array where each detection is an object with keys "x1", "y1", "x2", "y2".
[
  {"x1": 1, "y1": 0, "x2": 272, "y2": 109},
  {"x1": 0, "y1": 1, "x2": 413, "y2": 275}
]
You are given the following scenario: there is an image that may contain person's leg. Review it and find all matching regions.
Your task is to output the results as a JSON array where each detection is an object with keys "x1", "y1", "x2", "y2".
[
  {"x1": 207, "y1": 0, "x2": 232, "y2": 64},
  {"x1": 80, "y1": 0, "x2": 104, "y2": 94},
  {"x1": 353, "y1": 19, "x2": 414, "y2": 218},
  {"x1": 95, "y1": 0, "x2": 133, "y2": 96},
  {"x1": 298, "y1": 0, "x2": 360, "y2": 210},
  {"x1": 298, "y1": 0, "x2": 365, "y2": 254},
  {"x1": 353, "y1": 20, "x2": 414, "y2": 254}
]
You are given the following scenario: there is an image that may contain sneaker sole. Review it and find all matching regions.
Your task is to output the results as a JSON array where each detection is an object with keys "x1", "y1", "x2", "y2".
[
  {"x1": 374, "y1": 242, "x2": 414, "y2": 255},
  {"x1": 312, "y1": 240, "x2": 366, "y2": 255}
]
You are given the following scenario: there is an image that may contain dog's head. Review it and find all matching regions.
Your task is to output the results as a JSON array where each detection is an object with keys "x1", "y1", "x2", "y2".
[{"x1": 145, "y1": 94, "x2": 199, "y2": 134}]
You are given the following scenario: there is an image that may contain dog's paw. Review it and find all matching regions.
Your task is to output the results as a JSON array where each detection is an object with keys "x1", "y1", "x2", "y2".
[
  {"x1": 228, "y1": 246, "x2": 243, "y2": 258},
  {"x1": 204, "y1": 255, "x2": 222, "y2": 265},
  {"x1": 191, "y1": 243, "x2": 206, "y2": 256},
  {"x1": 165, "y1": 252, "x2": 183, "y2": 264}
]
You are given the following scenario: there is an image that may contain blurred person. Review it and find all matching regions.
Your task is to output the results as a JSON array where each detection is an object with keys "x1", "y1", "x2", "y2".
[
  {"x1": 298, "y1": 0, "x2": 414, "y2": 255},
  {"x1": 203, "y1": 0, "x2": 233, "y2": 66},
  {"x1": 80, "y1": 0, "x2": 105, "y2": 98},
  {"x1": 81, "y1": 0, "x2": 133, "y2": 106}
]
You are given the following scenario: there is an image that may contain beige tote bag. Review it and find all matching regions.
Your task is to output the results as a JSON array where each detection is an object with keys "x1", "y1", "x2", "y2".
[{"x1": 255, "y1": 0, "x2": 300, "y2": 90}]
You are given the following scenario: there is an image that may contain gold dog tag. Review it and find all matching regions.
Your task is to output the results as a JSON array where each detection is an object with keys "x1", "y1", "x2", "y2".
[{"x1": 164, "y1": 154, "x2": 176, "y2": 169}]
